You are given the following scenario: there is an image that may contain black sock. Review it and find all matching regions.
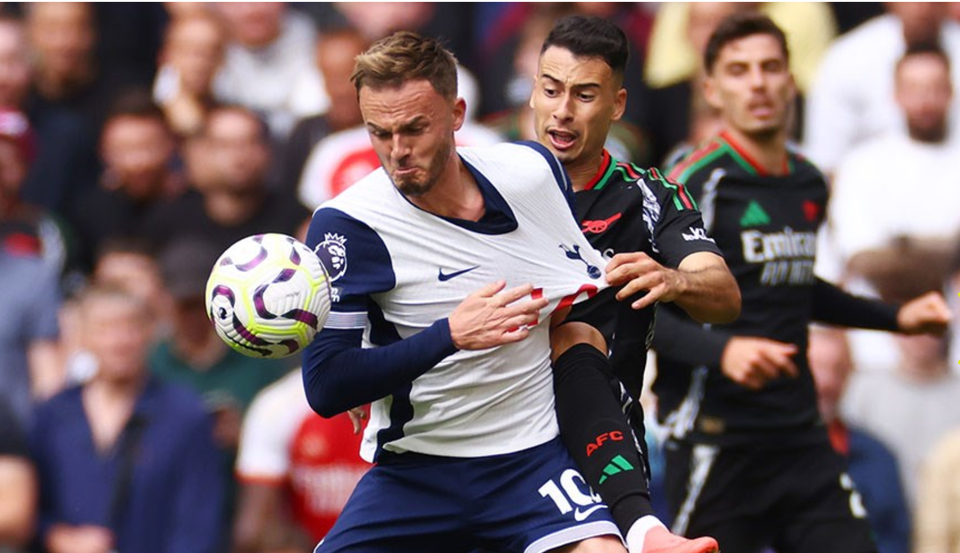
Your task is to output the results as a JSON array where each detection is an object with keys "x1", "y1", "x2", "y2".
[{"x1": 553, "y1": 343, "x2": 655, "y2": 534}]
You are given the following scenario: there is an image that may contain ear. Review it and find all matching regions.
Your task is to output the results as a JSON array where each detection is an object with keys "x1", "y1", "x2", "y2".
[
  {"x1": 702, "y1": 75, "x2": 722, "y2": 111},
  {"x1": 612, "y1": 87, "x2": 627, "y2": 121},
  {"x1": 452, "y1": 97, "x2": 467, "y2": 131},
  {"x1": 528, "y1": 76, "x2": 538, "y2": 110}
]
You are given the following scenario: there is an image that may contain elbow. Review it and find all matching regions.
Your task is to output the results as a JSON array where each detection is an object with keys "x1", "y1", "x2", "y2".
[
  {"x1": 1, "y1": 522, "x2": 35, "y2": 549},
  {"x1": 716, "y1": 286, "x2": 742, "y2": 324},
  {"x1": 710, "y1": 270, "x2": 742, "y2": 324},
  {"x1": 302, "y1": 357, "x2": 349, "y2": 418},
  {"x1": 305, "y1": 390, "x2": 343, "y2": 419}
]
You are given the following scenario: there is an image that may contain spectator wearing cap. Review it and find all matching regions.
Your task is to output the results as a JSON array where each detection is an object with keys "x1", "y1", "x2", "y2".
[{"x1": 149, "y1": 237, "x2": 287, "y2": 532}]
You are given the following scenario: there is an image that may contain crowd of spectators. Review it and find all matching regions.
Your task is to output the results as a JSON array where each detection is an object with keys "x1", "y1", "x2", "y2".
[{"x1": 4, "y1": 2, "x2": 960, "y2": 553}]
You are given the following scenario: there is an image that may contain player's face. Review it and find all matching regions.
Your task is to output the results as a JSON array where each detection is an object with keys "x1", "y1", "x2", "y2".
[
  {"x1": 531, "y1": 46, "x2": 626, "y2": 167},
  {"x1": 704, "y1": 33, "x2": 795, "y2": 140},
  {"x1": 359, "y1": 79, "x2": 465, "y2": 197}
]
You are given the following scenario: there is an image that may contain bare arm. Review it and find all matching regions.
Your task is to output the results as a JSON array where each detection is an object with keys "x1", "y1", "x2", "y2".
[
  {"x1": 0, "y1": 457, "x2": 36, "y2": 547},
  {"x1": 606, "y1": 251, "x2": 740, "y2": 324}
]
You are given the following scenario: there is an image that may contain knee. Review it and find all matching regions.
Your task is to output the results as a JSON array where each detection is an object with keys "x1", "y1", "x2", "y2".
[{"x1": 550, "y1": 321, "x2": 606, "y2": 363}]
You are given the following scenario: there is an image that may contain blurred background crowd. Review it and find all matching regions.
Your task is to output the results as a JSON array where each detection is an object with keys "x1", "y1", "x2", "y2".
[{"x1": 3, "y1": 2, "x2": 960, "y2": 553}]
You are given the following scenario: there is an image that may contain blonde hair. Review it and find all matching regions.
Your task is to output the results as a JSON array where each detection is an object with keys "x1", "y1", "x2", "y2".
[{"x1": 351, "y1": 31, "x2": 458, "y2": 101}]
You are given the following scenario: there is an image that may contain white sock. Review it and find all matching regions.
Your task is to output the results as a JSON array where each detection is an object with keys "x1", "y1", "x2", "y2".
[{"x1": 625, "y1": 515, "x2": 667, "y2": 553}]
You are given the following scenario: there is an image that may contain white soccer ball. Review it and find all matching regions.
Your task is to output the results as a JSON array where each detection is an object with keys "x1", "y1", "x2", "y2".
[{"x1": 206, "y1": 233, "x2": 331, "y2": 359}]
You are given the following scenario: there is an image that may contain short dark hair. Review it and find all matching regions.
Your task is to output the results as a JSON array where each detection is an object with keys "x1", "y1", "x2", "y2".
[
  {"x1": 896, "y1": 42, "x2": 951, "y2": 76},
  {"x1": 95, "y1": 236, "x2": 157, "y2": 265},
  {"x1": 704, "y1": 12, "x2": 789, "y2": 74},
  {"x1": 351, "y1": 31, "x2": 459, "y2": 101},
  {"x1": 105, "y1": 89, "x2": 167, "y2": 125},
  {"x1": 541, "y1": 15, "x2": 629, "y2": 78}
]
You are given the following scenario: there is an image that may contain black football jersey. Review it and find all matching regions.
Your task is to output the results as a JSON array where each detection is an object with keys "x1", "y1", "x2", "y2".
[
  {"x1": 569, "y1": 150, "x2": 722, "y2": 398},
  {"x1": 653, "y1": 131, "x2": 829, "y2": 444}
]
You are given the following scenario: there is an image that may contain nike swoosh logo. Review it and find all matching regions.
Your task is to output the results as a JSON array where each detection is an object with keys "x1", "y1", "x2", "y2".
[
  {"x1": 573, "y1": 504, "x2": 608, "y2": 522},
  {"x1": 438, "y1": 266, "x2": 479, "y2": 282}
]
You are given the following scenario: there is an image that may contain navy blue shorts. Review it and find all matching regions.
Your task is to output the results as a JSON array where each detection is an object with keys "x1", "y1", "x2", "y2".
[{"x1": 315, "y1": 437, "x2": 621, "y2": 553}]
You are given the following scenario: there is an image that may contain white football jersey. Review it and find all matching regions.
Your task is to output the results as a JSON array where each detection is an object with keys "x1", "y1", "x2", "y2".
[{"x1": 309, "y1": 142, "x2": 608, "y2": 460}]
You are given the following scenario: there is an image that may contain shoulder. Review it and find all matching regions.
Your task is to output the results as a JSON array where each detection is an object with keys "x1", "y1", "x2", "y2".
[
  {"x1": 461, "y1": 141, "x2": 558, "y2": 172},
  {"x1": 848, "y1": 425, "x2": 897, "y2": 461},
  {"x1": 307, "y1": 204, "x2": 387, "y2": 256},
  {"x1": 666, "y1": 136, "x2": 732, "y2": 185},
  {"x1": 461, "y1": 142, "x2": 571, "y2": 194},
  {"x1": 306, "y1": 205, "x2": 396, "y2": 299},
  {"x1": 146, "y1": 379, "x2": 210, "y2": 423},
  {"x1": 33, "y1": 385, "x2": 83, "y2": 424},
  {"x1": 318, "y1": 165, "x2": 391, "y2": 210},
  {"x1": 465, "y1": 142, "x2": 561, "y2": 169},
  {"x1": 787, "y1": 144, "x2": 829, "y2": 182}
]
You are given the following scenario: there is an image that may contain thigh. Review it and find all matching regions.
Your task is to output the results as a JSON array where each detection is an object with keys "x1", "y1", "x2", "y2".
[
  {"x1": 555, "y1": 535, "x2": 626, "y2": 553},
  {"x1": 775, "y1": 444, "x2": 878, "y2": 553}
]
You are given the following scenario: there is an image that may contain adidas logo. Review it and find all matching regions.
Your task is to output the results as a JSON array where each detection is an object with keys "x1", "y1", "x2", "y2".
[
  {"x1": 598, "y1": 455, "x2": 636, "y2": 484},
  {"x1": 740, "y1": 200, "x2": 771, "y2": 227}
]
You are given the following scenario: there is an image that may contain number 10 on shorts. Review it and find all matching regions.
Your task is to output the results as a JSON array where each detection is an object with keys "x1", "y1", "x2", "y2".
[{"x1": 538, "y1": 468, "x2": 607, "y2": 520}]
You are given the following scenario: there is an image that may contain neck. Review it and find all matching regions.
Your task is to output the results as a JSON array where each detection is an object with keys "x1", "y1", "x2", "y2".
[
  {"x1": 723, "y1": 126, "x2": 788, "y2": 175},
  {"x1": 35, "y1": 65, "x2": 94, "y2": 101},
  {"x1": 204, "y1": 187, "x2": 264, "y2": 226},
  {"x1": 407, "y1": 155, "x2": 484, "y2": 221},
  {"x1": 909, "y1": 126, "x2": 948, "y2": 144},
  {"x1": 567, "y1": 150, "x2": 606, "y2": 192}
]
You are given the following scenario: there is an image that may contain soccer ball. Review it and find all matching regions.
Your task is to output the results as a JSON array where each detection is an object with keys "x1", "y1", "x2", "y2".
[{"x1": 206, "y1": 233, "x2": 331, "y2": 359}]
